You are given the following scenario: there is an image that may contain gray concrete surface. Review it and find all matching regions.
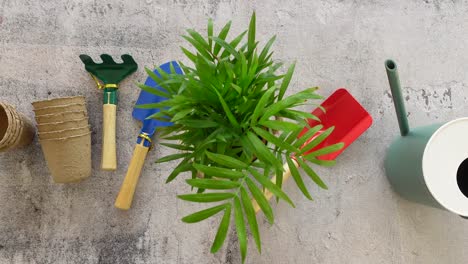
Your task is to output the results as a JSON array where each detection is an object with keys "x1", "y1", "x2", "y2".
[{"x1": 1, "y1": 0, "x2": 468, "y2": 263}]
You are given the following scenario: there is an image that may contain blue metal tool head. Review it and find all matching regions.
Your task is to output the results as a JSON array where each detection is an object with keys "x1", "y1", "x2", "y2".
[{"x1": 133, "y1": 61, "x2": 182, "y2": 145}]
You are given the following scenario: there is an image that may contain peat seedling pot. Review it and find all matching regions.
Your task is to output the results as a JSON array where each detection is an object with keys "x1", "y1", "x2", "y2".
[{"x1": 0, "y1": 102, "x2": 35, "y2": 152}]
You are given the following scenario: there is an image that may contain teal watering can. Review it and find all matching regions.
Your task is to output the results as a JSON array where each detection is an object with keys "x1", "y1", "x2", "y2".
[{"x1": 384, "y1": 59, "x2": 468, "y2": 217}]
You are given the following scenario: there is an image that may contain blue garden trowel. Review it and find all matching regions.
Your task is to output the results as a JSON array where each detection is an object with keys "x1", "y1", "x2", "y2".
[{"x1": 115, "y1": 61, "x2": 182, "y2": 210}]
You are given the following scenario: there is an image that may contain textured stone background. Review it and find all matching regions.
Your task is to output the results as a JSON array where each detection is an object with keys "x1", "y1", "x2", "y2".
[{"x1": 1, "y1": 0, "x2": 468, "y2": 263}]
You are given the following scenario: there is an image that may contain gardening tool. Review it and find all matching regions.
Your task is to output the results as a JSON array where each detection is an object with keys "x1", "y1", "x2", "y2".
[
  {"x1": 384, "y1": 59, "x2": 468, "y2": 217},
  {"x1": 79, "y1": 54, "x2": 138, "y2": 171},
  {"x1": 115, "y1": 61, "x2": 182, "y2": 210},
  {"x1": 253, "y1": 88, "x2": 372, "y2": 213}
]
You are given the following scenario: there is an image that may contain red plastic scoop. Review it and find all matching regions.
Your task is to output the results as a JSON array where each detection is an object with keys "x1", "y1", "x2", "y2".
[
  {"x1": 299, "y1": 88, "x2": 373, "y2": 160},
  {"x1": 253, "y1": 88, "x2": 372, "y2": 213}
]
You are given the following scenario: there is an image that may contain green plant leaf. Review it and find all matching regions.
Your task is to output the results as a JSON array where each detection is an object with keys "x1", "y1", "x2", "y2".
[
  {"x1": 182, "y1": 35, "x2": 212, "y2": 60},
  {"x1": 281, "y1": 109, "x2": 321, "y2": 122},
  {"x1": 213, "y1": 21, "x2": 232, "y2": 55},
  {"x1": 245, "y1": 177, "x2": 274, "y2": 224},
  {"x1": 145, "y1": 67, "x2": 163, "y2": 83},
  {"x1": 251, "y1": 86, "x2": 276, "y2": 126},
  {"x1": 178, "y1": 119, "x2": 219, "y2": 128},
  {"x1": 254, "y1": 74, "x2": 284, "y2": 87},
  {"x1": 286, "y1": 156, "x2": 312, "y2": 200},
  {"x1": 195, "y1": 53, "x2": 216, "y2": 80},
  {"x1": 260, "y1": 88, "x2": 320, "y2": 122},
  {"x1": 221, "y1": 31, "x2": 247, "y2": 58},
  {"x1": 247, "y1": 53, "x2": 259, "y2": 83},
  {"x1": 296, "y1": 158, "x2": 328, "y2": 189},
  {"x1": 234, "y1": 197, "x2": 247, "y2": 263},
  {"x1": 260, "y1": 52, "x2": 274, "y2": 70},
  {"x1": 258, "y1": 35, "x2": 276, "y2": 64},
  {"x1": 305, "y1": 142, "x2": 344, "y2": 157},
  {"x1": 187, "y1": 29, "x2": 210, "y2": 49},
  {"x1": 248, "y1": 167, "x2": 295, "y2": 207},
  {"x1": 208, "y1": 18, "x2": 214, "y2": 50},
  {"x1": 304, "y1": 157, "x2": 337, "y2": 167},
  {"x1": 214, "y1": 89, "x2": 240, "y2": 129},
  {"x1": 181, "y1": 47, "x2": 198, "y2": 63},
  {"x1": 212, "y1": 36, "x2": 240, "y2": 60},
  {"x1": 178, "y1": 192, "x2": 235, "y2": 203},
  {"x1": 284, "y1": 127, "x2": 303, "y2": 145},
  {"x1": 163, "y1": 131, "x2": 192, "y2": 141},
  {"x1": 146, "y1": 111, "x2": 172, "y2": 122},
  {"x1": 245, "y1": 132, "x2": 280, "y2": 169},
  {"x1": 158, "y1": 123, "x2": 182, "y2": 136},
  {"x1": 278, "y1": 63, "x2": 295, "y2": 100},
  {"x1": 192, "y1": 163, "x2": 245, "y2": 179},
  {"x1": 171, "y1": 108, "x2": 193, "y2": 122},
  {"x1": 293, "y1": 124, "x2": 323, "y2": 149},
  {"x1": 166, "y1": 159, "x2": 192, "y2": 183},
  {"x1": 160, "y1": 142, "x2": 194, "y2": 151},
  {"x1": 205, "y1": 151, "x2": 248, "y2": 169},
  {"x1": 155, "y1": 64, "x2": 171, "y2": 80},
  {"x1": 186, "y1": 179, "x2": 241, "y2": 189},
  {"x1": 231, "y1": 83, "x2": 242, "y2": 94},
  {"x1": 300, "y1": 126, "x2": 335, "y2": 154},
  {"x1": 253, "y1": 127, "x2": 299, "y2": 153},
  {"x1": 136, "y1": 82, "x2": 170, "y2": 98},
  {"x1": 248, "y1": 12, "x2": 256, "y2": 53},
  {"x1": 135, "y1": 101, "x2": 172, "y2": 109},
  {"x1": 239, "y1": 54, "x2": 249, "y2": 92},
  {"x1": 259, "y1": 120, "x2": 302, "y2": 132},
  {"x1": 211, "y1": 204, "x2": 232, "y2": 253},
  {"x1": 182, "y1": 203, "x2": 227, "y2": 223},
  {"x1": 240, "y1": 186, "x2": 261, "y2": 252},
  {"x1": 274, "y1": 153, "x2": 284, "y2": 201},
  {"x1": 156, "y1": 153, "x2": 191, "y2": 163}
]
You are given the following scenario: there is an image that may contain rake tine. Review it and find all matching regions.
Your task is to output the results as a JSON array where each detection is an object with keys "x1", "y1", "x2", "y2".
[
  {"x1": 100, "y1": 54, "x2": 116, "y2": 64},
  {"x1": 79, "y1": 54, "x2": 96, "y2": 65},
  {"x1": 121, "y1": 54, "x2": 137, "y2": 66}
]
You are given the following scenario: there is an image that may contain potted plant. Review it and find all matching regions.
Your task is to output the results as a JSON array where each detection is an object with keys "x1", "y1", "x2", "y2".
[{"x1": 139, "y1": 12, "x2": 342, "y2": 263}]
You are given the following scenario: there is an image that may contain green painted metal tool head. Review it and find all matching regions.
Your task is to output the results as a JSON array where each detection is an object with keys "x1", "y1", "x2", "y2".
[{"x1": 79, "y1": 54, "x2": 138, "y2": 84}]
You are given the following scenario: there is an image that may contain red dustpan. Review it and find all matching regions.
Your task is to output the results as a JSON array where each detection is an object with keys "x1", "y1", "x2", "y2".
[{"x1": 253, "y1": 88, "x2": 372, "y2": 213}]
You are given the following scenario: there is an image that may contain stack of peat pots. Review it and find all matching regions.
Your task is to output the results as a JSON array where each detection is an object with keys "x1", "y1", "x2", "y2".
[
  {"x1": 0, "y1": 102, "x2": 35, "y2": 151},
  {"x1": 32, "y1": 96, "x2": 92, "y2": 183}
]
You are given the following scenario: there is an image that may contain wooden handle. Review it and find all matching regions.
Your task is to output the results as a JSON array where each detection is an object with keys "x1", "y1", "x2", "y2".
[
  {"x1": 115, "y1": 142, "x2": 149, "y2": 210},
  {"x1": 102, "y1": 104, "x2": 117, "y2": 170},
  {"x1": 252, "y1": 159, "x2": 299, "y2": 214}
]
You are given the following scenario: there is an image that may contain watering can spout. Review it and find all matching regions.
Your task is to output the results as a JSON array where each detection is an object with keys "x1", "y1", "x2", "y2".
[{"x1": 385, "y1": 59, "x2": 410, "y2": 136}]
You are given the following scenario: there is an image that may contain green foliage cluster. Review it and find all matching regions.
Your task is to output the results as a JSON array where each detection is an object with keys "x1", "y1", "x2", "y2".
[{"x1": 138, "y1": 12, "x2": 343, "y2": 262}]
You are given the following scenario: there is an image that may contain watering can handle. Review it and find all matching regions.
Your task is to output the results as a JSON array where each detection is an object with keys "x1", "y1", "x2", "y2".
[{"x1": 385, "y1": 59, "x2": 410, "y2": 136}]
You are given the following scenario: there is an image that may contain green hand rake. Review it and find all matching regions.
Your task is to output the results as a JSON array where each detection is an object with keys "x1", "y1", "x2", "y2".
[{"x1": 79, "y1": 54, "x2": 138, "y2": 170}]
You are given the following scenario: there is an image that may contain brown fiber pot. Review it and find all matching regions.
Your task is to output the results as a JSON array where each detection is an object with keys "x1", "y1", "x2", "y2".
[
  {"x1": 9, "y1": 112, "x2": 36, "y2": 149},
  {"x1": 37, "y1": 118, "x2": 89, "y2": 133},
  {"x1": 32, "y1": 96, "x2": 85, "y2": 109},
  {"x1": 35, "y1": 111, "x2": 87, "y2": 124},
  {"x1": 33, "y1": 103, "x2": 86, "y2": 116},
  {"x1": 39, "y1": 132, "x2": 91, "y2": 183},
  {"x1": 0, "y1": 103, "x2": 18, "y2": 148},
  {"x1": 0, "y1": 103, "x2": 35, "y2": 152},
  {"x1": 38, "y1": 126, "x2": 90, "y2": 140}
]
